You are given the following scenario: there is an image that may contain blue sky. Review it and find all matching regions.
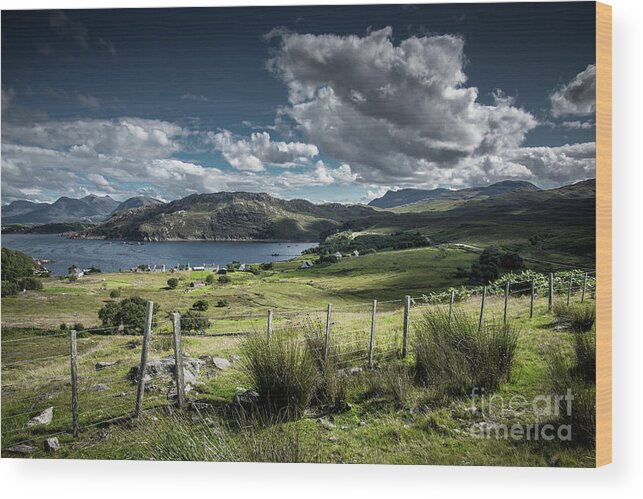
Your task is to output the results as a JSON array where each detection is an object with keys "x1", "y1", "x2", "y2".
[{"x1": 1, "y1": 2, "x2": 597, "y2": 204}]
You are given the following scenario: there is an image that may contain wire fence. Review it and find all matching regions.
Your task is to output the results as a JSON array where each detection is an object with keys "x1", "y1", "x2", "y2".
[{"x1": 1, "y1": 269, "x2": 596, "y2": 454}]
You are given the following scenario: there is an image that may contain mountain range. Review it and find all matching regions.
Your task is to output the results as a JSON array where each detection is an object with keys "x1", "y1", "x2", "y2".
[
  {"x1": 368, "y1": 180, "x2": 541, "y2": 209},
  {"x1": 1, "y1": 195, "x2": 164, "y2": 225}
]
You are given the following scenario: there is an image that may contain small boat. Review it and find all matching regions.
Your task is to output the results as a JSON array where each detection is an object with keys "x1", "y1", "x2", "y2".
[{"x1": 271, "y1": 253, "x2": 280, "y2": 256}]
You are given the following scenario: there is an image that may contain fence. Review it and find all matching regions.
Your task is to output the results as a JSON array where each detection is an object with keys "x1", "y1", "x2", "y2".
[{"x1": 1, "y1": 269, "x2": 596, "y2": 453}]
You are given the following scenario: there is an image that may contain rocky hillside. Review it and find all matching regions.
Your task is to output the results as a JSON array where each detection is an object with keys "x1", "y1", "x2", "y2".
[{"x1": 80, "y1": 192, "x2": 376, "y2": 241}]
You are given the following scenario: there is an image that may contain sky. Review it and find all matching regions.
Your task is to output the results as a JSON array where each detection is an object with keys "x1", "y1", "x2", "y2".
[{"x1": 1, "y1": 2, "x2": 597, "y2": 204}]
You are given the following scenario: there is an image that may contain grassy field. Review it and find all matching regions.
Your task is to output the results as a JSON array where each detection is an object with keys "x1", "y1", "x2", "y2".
[
  {"x1": 0, "y1": 246, "x2": 479, "y2": 329},
  {"x1": 1, "y1": 291, "x2": 595, "y2": 465}
]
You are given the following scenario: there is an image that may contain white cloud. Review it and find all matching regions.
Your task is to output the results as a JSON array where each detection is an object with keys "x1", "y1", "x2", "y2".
[
  {"x1": 268, "y1": 27, "x2": 538, "y2": 186},
  {"x1": 180, "y1": 93, "x2": 209, "y2": 102},
  {"x1": 2, "y1": 88, "x2": 15, "y2": 112},
  {"x1": 49, "y1": 11, "x2": 89, "y2": 49},
  {"x1": 561, "y1": 120, "x2": 595, "y2": 130},
  {"x1": 550, "y1": 64, "x2": 596, "y2": 117},
  {"x1": 208, "y1": 130, "x2": 319, "y2": 171}
]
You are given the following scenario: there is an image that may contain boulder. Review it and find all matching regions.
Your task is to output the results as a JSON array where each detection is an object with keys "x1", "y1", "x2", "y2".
[
  {"x1": 95, "y1": 361, "x2": 117, "y2": 370},
  {"x1": 212, "y1": 357, "x2": 231, "y2": 371},
  {"x1": 92, "y1": 384, "x2": 110, "y2": 391},
  {"x1": 6, "y1": 444, "x2": 36, "y2": 454},
  {"x1": 27, "y1": 407, "x2": 53, "y2": 427},
  {"x1": 319, "y1": 418, "x2": 336, "y2": 430},
  {"x1": 44, "y1": 437, "x2": 60, "y2": 452},
  {"x1": 128, "y1": 357, "x2": 204, "y2": 388}
]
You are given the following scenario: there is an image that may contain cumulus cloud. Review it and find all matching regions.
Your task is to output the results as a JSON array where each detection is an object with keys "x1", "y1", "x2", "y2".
[
  {"x1": 1, "y1": 118, "x2": 355, "y2": 203},
  {"x1": 209, "y1": 130, "x2": 319, "y2": 171},
  {"x1": 561, "y1": 120, "x2": 595, "y2": 130},
  {"x1": 268, "y1": 27, "x2": 538, "y2": 185},
  {"x1": 550, "y1": 64, "x2": 596, "y2": 117}
]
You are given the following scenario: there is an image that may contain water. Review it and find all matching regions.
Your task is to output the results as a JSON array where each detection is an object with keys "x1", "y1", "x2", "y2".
[{"x1": 1, "y1": 234, "x2": 317, "y2": 276}]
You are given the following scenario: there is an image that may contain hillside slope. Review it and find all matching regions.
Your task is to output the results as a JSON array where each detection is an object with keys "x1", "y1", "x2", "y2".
[{"x1": 81, "y1": 192, "x2": 376, "y2": 241}]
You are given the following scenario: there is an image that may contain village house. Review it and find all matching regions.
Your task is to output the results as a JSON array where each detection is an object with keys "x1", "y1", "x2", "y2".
[{"x1": 299, "y1": 260, "x2": 314, "y2": 269}]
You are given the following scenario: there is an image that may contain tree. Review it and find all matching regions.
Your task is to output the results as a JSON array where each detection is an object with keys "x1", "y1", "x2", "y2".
[
  {"x1": 1, "y1": 248, "x2": 36, "y2": 283},
  {"x1": 216, "y1": 299, "x2": 229, "y2": 308},
  {"x1": 167, "y1": 277, "x2": 179, "y2": 289},
  {"x1": 218, "y1": 275, "x2": 231, "y2": 284},
  {"x1": 192, "y1": 299, "x2": 209, "y2": 311},
  {"x1": 205, "y1": 273, "x2": 215, "y2": 285},
  {"x1": 181, "y1": 310, "x2": 210, "y2": 335},
  {"x1": 19, "y1": 277, "x2": 43, "y2": 291},
  {"x1": 1, "y1": 280, "x2": 20, "y2": 297},
  {"x1": 97, "y1": 296, "x2": 159, "y2": 334}
]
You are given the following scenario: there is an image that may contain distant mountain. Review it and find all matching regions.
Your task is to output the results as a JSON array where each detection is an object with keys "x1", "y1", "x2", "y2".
[
  {"x1": 112, "y1": 196, "x2": 165, "y2": 214},
  {"x1": 81, "y1": 191, "x2": 376, "y2": 241},
  {"x1": 368, "y1": 180, "x2": 541, "y2": 209},
  {"x1": 2, "y1": 195, "x2": 119, "y2": 224}
]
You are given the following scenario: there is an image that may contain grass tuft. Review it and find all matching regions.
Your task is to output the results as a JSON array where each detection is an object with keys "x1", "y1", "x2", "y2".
[
  {"x1": 553, "y1": 302, "x2": 596, "y2": 332},
  {"x1": 412, "y1": 309, "x2": 519, "y2": 396}
]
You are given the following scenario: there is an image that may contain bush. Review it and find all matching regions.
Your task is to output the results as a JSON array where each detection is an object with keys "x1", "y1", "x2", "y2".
[
  {"x1": 181, "y1": 310, "x2": 210, "y2": 334},
  {"x1": 19, "y1": 277, "x2": 43, "y2": 291},
  {"x1": 167, "y1": 278, "x2": 179, "y2": 289},
  {"x1": 572, "y1": 329, "x2": 596, "y2": 384},
  {"x1": 98, "y1": 296, "x2": 159, "y2": 334},
  {"x1": 218, "y1": 275, "x2": 231, "y2": 284},
  {"x1": 216, "y1": 299, "x2": 229, "y2": 308},
  {"x1": 205, "y1": 273, "x2": 215, "y2": 285},
  {"x1": 553, "y1": 302, "x2": 596, "y2": 332},
  {"x1": 413, "y1": 309, "x2": 519, "y2": 396},
  {"x1": 109, "y1": 289, "x2": 121, "y2": 298},
  {"x1": 1, "y1": 280, "x2": 20, "y2": 297},
  {"x1": 303, "y1": 326, "x2": 347, "y2": 411},
  {"x1": 192, "y1": 299, "x2": 209, "y2": 311},
  {"x1": 241, "y1": 333, "x2": 317, "y2": 419}
]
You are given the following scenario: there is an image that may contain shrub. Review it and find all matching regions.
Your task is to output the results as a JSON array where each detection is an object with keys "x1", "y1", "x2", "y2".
[
  {"x1": 553, "y1": 302, "x2": 596, "y2": 332},
  {"x1": 218, "y1": 275, "x2": 231, "y2": 284},
  {"x1": 109, "y1": 289, "x2": 121, "y2": 298},
  {"x1": 205, "y1": 273, "x2": 215, "y2": 285},
  {"x1": 413, "y1": 309, "x2": 519, "y2": 396},
  {"x1": 192, "y1": 299, "x2": 209, "y2": 311},
  {"x1": 216, "y1": 299, "x2": 229, "y2": 308},
  {"x1": 260, "y1": 262, "x2": 274, "y2": 271},
  {"x1": 19, "y1": 277, "x2": 43, "y2": 291},
  {"x1": 181, "y1": 310, "x2": 210, "y2": 334},
  {"x1": 572, "y1": 329, "x2": 596, "y2": 384},
  {"x1": 98, "y1": 296, "x2": 159, "y2": 334},
  {"x1": 303, "y1": 326, "x2": 347, "y2": 411},
  {"x1": 241, "y1": 333, "x2": 317, "y2": 419},
  {"x1": 167, "y1": 278, "x2": 179, "y2": 289},
  {"x1": 59, "y1": 322, "x2": 68, "y2": 331},
  {"x1": 72, "y1": 322, "x2": 85, "y2": 332},
  {"x1": 1, "y1": 280, "x2": 20, "y2": 297}
]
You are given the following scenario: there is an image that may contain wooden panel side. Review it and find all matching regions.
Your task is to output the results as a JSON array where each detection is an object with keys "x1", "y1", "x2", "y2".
[{"x1": 595, "y1": 0, "x2": 612, "y2": 468}]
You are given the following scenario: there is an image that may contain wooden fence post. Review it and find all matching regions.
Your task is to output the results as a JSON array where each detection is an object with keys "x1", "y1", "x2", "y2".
[
  {"x1": 135, "y1": 300, "x2": 154, "y2": 418},
  {"x1": 503, "y1": 282, "x2": 510, "y2": 324},
  {"x1": 70, "y1": 330, "x2": 79, "y2": 438},
  {"x1": 267, "y1": 309, "x2": 273, "y2": 343},
  {"x1": 324, "y1": 304, "x2": 332, "y2": 360},
  {"x1": 172, "y1": 313, "x2": 185, "y2": 410},
  {"x1": 567, "y1": 274, "x2": 573, "y2": 305},
  {"x1": 581, "y1": 272, "x2": 588, "y2": 303},
  {"x1": 548, "y1": 273, "x2": 554, "y2": 312},
  {"x1": 402, "y1": 295, "x2": 410, "y2": 358},
  {"x1": 478, "y1": 286, "x2": 487, "y2": 332},
  {"x1": 449, "y1": 290, "x2": 455, "y2": 324},
  {"x1": 530, "y1": 279, "x2": 535, "y2": 319},
  {"x1": 368, "y1": 300, "x2": 377, "y2": 368}
]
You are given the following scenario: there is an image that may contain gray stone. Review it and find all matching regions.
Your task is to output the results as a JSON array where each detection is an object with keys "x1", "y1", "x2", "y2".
[
  {"x1": 212, "y1": 357, "x2": 231, "y2": 370},
  {"x1": 6, "y1": 444, "x2": 36, "y2": 454},
  {"x1": 95, "y1": 361, "x2": 116, "y2": 370},
  {"x1": 128, "y1": 357, "x2": 204, "y2": 387},
  {"x1": 320, "y1": 418, "x2": 336, "y2": 430},
  {"x1": 328, "y1": 436, "x2": 338, "y2": 442},
  {"x1": 233, "y1": 389, "x2": 259, "y2": 408},
  {"x1": 92, "y1": 384, "x2": 110, "y2": 391},
  {"x1": 27, "y1": 407, "x2": 53, "y2": 427},
  {"x1": 44, "y1": 437, "x2": 60, "y2": 452},
  {"x1": 358, "y1": 421, "x2": 367, "y2": 427}
]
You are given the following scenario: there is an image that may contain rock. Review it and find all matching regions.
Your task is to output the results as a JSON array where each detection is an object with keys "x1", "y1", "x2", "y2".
[
  {"x1": 230, "y1": 355, "x2": 241, "y2": 364},
  {"x1": 95, "y1": 361, "x2": 116, "y2": 370},
  {"x1": 44, "y1": 437, "x2": 60, "y2": 452},
  {"x1": 328, "y1": 436, "x2": 338, "y2": 442},
  {"x1": 30, "y1": 392, "x2": 54, "y2": 409},
  {"x1": 319, "y1": 418, "x2": 336, "y2": 430},
  {"x1": 233, "y1": 389, "x2": 259, "y2": 408},
  {"x1": 27, "y1": 407, "x2": 53, "y2": 427},
  {"x1": 358, "y1": 421, "x2": 367, "y2": 427},
  {"x1": 6, "y1": 444, "x2": 36, "y2": 454},
  {"x1": 92, "y1": 384, "x2": 110, "y2": 391},
  {"x1": 114, "y1": 392, "x2": 128, "y2": 397},
  {"x1": 464, "y1": 406, "x2": 478, "y2": 416},
  {"x1": 403, "y1": 424, "x2": 410, "y2": 429},
  {"x1": 128, "y1": 357, "x2": 205, "y2": 388},
  {"x1": 212, "y1": 357, "x2": 231, "y2": 371},
  {"x1": 340, "y1": 425, "x2": 348, "y2": 430}
]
